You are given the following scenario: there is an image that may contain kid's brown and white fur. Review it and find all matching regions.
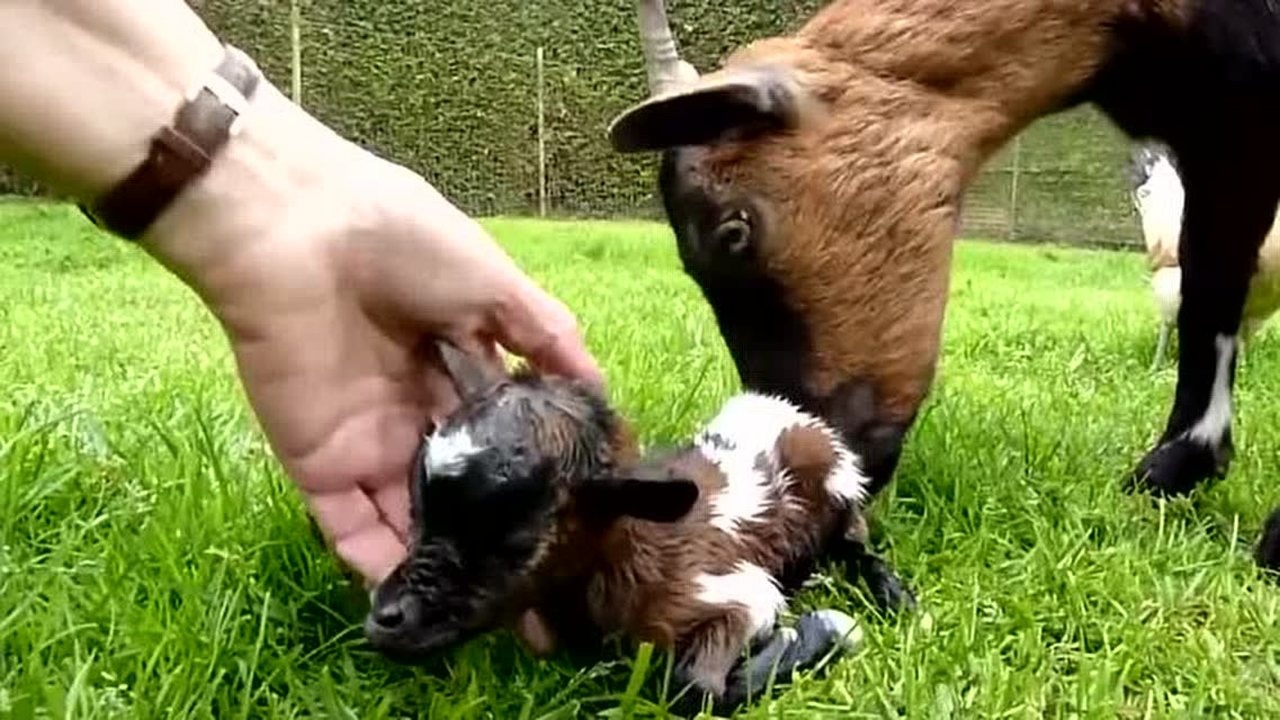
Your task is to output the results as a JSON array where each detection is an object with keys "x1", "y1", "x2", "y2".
[{"x1": 569, "y1": 391, "x2": 870, "y2": 710}]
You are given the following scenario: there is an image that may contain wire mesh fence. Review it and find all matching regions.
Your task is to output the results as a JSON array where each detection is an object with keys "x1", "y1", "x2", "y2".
[{"x1": 1, "y1": 1, "x2": 1147, "y2": 251}]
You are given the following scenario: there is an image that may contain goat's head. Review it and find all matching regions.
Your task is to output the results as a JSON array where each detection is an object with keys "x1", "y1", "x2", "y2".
[
  {"x1": 364, "y1": 341, "x2": 700, "y2": 660},
  {"x1": 606, "y1": 1, "x2": 973, "y2": 488}
]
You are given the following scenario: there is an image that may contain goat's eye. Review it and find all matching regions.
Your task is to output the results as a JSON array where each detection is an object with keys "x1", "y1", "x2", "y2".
[{"x1": 711, "y1": 210, "x2": 752, "y2": 256}]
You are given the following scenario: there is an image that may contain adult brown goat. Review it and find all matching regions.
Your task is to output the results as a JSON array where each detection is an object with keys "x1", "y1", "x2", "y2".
[{"x1": 607, "y1": 0, "x2": 1280, "y2": 569}]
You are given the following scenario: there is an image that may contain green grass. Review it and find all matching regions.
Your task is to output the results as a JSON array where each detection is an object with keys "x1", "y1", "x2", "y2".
[{"x1": 3, "y1": 201, "x2": 1280, "y2": 718}]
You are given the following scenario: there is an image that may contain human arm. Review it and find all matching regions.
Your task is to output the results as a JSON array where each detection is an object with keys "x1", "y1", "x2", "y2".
[{"x1": 0, "y1": 0, "x2": 604, "y2": 584}]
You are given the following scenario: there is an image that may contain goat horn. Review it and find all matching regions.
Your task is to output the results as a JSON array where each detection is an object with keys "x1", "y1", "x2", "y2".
[{"x1": 636, "y1": 0, "x2": 698, "y2": 96}]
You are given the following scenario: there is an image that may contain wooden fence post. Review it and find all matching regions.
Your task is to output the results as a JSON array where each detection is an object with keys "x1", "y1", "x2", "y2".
[
  {"x1": 290, "y1": 0, "x2": 302, "y2": 104},
  {"x1": 1008, "y1": 135, "x2": 1023, "y2": 240},
  {"x1": 536, "y1": 46, "x2": 547, "y2": 218}
]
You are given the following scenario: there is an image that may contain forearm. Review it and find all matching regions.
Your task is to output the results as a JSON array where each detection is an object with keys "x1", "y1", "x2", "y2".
[
  {"x1": 0, "y1": 1, "x2": 225, "y2": 200},
  {"x1": 0, "y1": 0, "x2": 368, "y2": 303}
]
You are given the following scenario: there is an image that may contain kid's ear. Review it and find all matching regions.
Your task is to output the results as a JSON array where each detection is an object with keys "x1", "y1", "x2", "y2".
[
  {"x1": 576, "y1": 465, "x2": 699, "y2": 524},
  {"x1": 436, "y1": 338, "x2": 505, "y2": 401}
]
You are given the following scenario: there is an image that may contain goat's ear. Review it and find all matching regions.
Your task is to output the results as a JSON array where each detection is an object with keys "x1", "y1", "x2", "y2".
[
  {"x1": 577, "y1": 467, "x2": 699, "y2": 524},
  {"x1": 607, "y1": 67, "x2": 803, "y2": 153},
  {"x1": 436, "y1": 338, "x2": 504, "y2": 401}
]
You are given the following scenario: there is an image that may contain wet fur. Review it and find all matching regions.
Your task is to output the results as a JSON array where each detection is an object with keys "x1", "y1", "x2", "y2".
[
  {"x1": 570, "y1": 424, "x2": 847, "y2": 647},
  {"x1": 368, "y1": 350, "x2": 895, "y2": 714},
  {"x1": 518, "y1": 390, "x2": 879, "y2": 712}
]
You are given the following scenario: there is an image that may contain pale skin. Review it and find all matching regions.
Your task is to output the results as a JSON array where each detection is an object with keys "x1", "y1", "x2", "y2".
[{"x1": 0, "y1": 0, "x2": 604, "y2": 586}]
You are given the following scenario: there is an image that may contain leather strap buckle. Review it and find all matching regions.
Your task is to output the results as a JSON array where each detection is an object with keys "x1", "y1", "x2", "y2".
[{"x1": 80, "y1": 44, "x2": 262, "y2": 241}]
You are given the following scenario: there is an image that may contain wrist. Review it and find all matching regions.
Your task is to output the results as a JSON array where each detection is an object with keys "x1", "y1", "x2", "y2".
[
  {"x1": 135, "y1": 75, "x2": 367, "y2": 306},
  {"x1": 0, "y1": 1, "x2": 226, "y2": 200}
]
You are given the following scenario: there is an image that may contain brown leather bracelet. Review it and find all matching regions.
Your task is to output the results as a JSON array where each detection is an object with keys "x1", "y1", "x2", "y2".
[{"x1": 79, "y1": 44, "x2": 262, "y2": 241}]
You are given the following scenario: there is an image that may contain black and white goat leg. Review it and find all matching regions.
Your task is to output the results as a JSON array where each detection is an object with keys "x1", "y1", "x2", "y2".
[
  {"x1": 1129, "y1": 158, "x2": 1279, "y2": 498},
  {"x1": 720, "y1": 609, "x2": 862, "y2": 710}
]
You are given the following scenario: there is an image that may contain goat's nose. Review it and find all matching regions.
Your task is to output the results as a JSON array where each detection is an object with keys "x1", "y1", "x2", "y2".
[{"x1": 371, "y1": 601, "x2": 406, "y2": 629}]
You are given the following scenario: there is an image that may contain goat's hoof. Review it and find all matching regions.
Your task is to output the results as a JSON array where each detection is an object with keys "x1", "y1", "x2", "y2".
[
  {"x1": 1127, "y1": 435, "x2": 1229, "y2": 498},
  {"x1": 1255, "y1": 507, "x2": 1280, "y2": 576},
  {"x1": 797, "y1": 608, "x2": 864, "y2": 653},
  {"x1": 868, "y1": 571, "x2": 917, "y2": 615},
  {"x1": 848, "y1": 544, "x2": 917, "y2": 616},
  {"x1": 664, "y1": 687, "x2": 722, "y2": 719}
]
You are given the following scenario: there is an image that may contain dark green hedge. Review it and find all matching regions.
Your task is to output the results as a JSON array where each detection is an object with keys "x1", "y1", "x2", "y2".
[
  {"x1": 0, "y1": 1, "x2": 1140, "y2": 246},
  {"x1": 195, "y1": 0, "x2": 825, "y2": 218}
]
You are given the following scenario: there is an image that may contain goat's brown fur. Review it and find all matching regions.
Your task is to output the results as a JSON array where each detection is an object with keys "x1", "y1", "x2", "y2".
[
  {"x1": 657, "y1": 1, "x2": 1199, "y2": 423},
  {"x1": 609, "y1": 0, "x2": 1280, "y2": 551},
  {"x1": 527, "y1": 422, "x2": 848, "y2": 658}
]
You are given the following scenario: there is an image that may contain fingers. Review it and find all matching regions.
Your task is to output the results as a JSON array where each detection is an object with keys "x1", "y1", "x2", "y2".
[
  {"x1": 371, "y1": 190, "x2": 602, "y2": 391},
  {"x1": 513, "y1": 608, "x2": 558, "y2": 657},
  {"x1": 370, "y1": 473, "x2": 411, "y2": 543},
  {"x1": 334, "y1": 524, "x2": 406, "y2": 588},
  {"x1": 489, "y1": 277, "x2": 605, "y2": 391},
  {"x1": 306, "y1": 487, "x2": 407, "y2": 586}
]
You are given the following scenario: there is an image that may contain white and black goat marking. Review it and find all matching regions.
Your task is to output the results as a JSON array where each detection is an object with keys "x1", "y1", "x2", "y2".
[
  {"x1": 696, "y1": 392, "x2": 871, "y2": 537},
  {"x1": 425, "y1": 426, "x2": 483, "y2": 477},
  {"x1": 1186, "y1": 334, "x2": 1236, "y2": 448},
  {"x1": 693, "y1": 559, "x2": 789, "y2": 642}
]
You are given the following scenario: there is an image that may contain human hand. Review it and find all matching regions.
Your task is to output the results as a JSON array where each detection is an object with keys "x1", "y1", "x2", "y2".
[
  {"x1": 0, "y1": 1, "x2": 605, "y2": 586},
  {"x1": 141, "y1": 83, "x2": 603, "y2": 586}
]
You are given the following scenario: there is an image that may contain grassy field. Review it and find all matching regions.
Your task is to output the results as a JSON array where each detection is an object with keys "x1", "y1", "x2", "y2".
[{"x1": 3, "y1": 201, "x2": 1280, "y2": 718}]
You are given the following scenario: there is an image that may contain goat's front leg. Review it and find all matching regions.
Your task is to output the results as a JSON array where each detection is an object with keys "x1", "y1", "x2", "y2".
[{"x1": 1129, "y1": 154, "x2": 1279, "y2": 497}]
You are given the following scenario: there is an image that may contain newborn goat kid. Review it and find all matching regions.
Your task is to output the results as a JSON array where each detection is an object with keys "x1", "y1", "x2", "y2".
[{"x1": 366, "y1": 342, "x2": 905, "y2": 712}]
